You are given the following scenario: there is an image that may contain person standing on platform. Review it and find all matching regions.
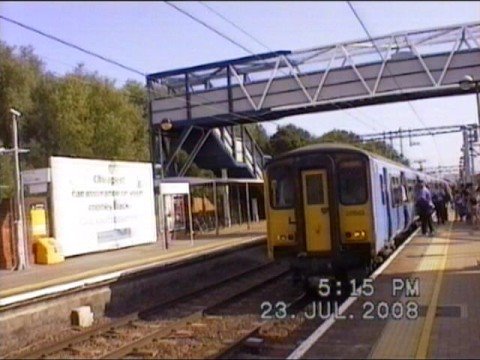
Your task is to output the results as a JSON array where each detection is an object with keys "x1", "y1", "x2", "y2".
[
  {"x1": 471, "y1": 186, "x2": 480, "y2": 229},
  {"x1": 442, "y1": 184, "x2": 452, "y2": 222},
  {"x1": 464, "y1": 183, "x2": 474, "y2": 224},
  {"x1": 431, "y1": 186, "x2": 445, "y2": 225},
  {"x1": 415, "y1": 180, "x2": 435, "y2": 236},
  {"x1": 453, "y1": 189, "x2": 462, "y2": 222},
  {"x1": 456, "y1": 186, "x2": 468, "y2": 222}
]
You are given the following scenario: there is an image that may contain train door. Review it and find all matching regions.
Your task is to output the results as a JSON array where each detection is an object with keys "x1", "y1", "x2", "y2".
[
  {"x1": 382, "y1": 167, "x2": 392, "y2": 239},
  {"x1": 301, "y1": 169, "x2": 331, "y2": 252}
]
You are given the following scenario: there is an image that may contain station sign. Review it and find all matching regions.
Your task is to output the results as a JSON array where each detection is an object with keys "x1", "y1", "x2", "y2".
[
  {"x1": 22, "y1": 168, "x2": 51, "y2": 195},
  {"x1": 49, "y1": 157, "x2": 156, "y2": 257},
  {"x1": 22, "y1": 168, "x2": 50, "y2": 185}
]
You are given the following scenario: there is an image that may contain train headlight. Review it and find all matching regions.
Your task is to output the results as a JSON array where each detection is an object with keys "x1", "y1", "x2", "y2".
[
  {"x1": 352, "y1": 230, "x2": 367, "y2": 239},
  {"x1": 277, "y1": 234, "x2": 295, "y2": 242}
]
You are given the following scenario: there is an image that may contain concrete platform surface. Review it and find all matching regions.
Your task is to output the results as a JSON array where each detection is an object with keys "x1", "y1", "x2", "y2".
[
  {"x1": 300, "y1": 221, "x2": 480, "y2": 359},
  {"x1": 0, "y1": 221, "x2": 266, "y2": 306}
]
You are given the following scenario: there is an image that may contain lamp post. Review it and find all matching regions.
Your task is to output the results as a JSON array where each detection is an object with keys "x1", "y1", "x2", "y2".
[{"x1": 7, "y1": 109, "x2": 29, "y2": 270}]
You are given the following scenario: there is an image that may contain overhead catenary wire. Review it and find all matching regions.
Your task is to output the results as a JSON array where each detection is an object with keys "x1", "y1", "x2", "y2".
[
  {"x1": 164, "y1": 1, "x2": 255, "y2": 55},
  {"x1": 197, "y1": 1, "x2": 384, "y2": 131},
  {"x1": 2, "y1": 6, "x2": 380, "y2": 135},
  {"x1": 0, "y1": 14, "x2": 146, "y2": 77},
  {"x1": 346, "y1": 1, "x2": 443, "y2": 165},
  {"x1": 197, "y1": 1, "x2": 274, "y2": 52},
  {"x1": 163, "y1": 1, "x2": 297, "y2": 128},
  {"x1": 173, "y1": 1, "x2": 381, "y2": 131},
  {"x1": 0, "y1": 12, "x2": 267, "y2": 131},
  {"x1": 0, "y1": 5, "x2": 381, "y2": 180},
  {"x1": 3, "y1": 3, "x2": 380, "y2": 134}
]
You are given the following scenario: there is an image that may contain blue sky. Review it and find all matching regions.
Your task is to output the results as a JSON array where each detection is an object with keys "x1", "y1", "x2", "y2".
[{"x1": 1, "y1": 1, "x2": 479, "y2": 173}]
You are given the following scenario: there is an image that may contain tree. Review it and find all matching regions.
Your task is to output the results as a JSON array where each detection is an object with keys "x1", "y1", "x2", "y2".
[
  {"x1": 269, "y1": 124, "x2": 315, "y2": 155},
  {"x1": 0, "y1": 42, "x2": 44, "y2": 199},
  {"x1": 244, "y1": 123, "x2": 271, "y2": 154},
  {"x1": 316, "y1": 129, "x2": 409, "y2": 166},
  {"x1": 173, "y1": 150, "x2": 215, "y2": 178},
  {"x1": 0, "y1": 43, "x2": 151, "y2": 199},
  {"x1": 22, "y1": 66, "x2": 150, "y2": 166},
  {"x1": 316, "y1": 129, "x2": 362, "y2": 144},
  {"x1": 0, "y1": 42, "x2": 43, "y2": 148},
  {"x1": 122, "y1": 80, "x2": 148, "y2": 118}
]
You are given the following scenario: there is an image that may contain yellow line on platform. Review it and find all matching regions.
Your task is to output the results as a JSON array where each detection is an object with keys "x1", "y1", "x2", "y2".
[
  {"x1": 415, "y1": 221, "x2": 452, "y2": 359},
  {"x1": 0, "y1": 236, "x2": 265, "y2": 299}
]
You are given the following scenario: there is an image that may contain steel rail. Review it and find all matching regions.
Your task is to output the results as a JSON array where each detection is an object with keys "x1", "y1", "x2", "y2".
[{"x1": 15, "y1": 260, "x2": 279, "y2": 359}]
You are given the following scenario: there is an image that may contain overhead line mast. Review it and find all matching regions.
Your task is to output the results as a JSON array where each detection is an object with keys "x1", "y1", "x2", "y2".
[{"x1": 360, "y1": 123, "x2": 478, "y2": 182}]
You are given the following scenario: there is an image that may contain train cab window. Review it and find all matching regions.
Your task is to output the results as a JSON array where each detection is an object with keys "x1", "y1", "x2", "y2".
[
  {"x1": 338, "y1": 160, "x2": 367, "y2": 205},
  {"x1": 305, "y1": 174, "x2": 325, "y2": 205},
  {"x1": 270, "y1": 168, "x2": 294, "y2": 209}
]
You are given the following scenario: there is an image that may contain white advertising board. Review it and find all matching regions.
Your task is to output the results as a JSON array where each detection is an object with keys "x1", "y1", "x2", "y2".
[{"x1": 50, "y1": 157, "x2": 157, "y2": 257}]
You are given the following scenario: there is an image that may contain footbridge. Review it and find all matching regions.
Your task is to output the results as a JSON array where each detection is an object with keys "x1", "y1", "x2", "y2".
[{"x1": 147, "y1": 22, "x2": 480, "y2": 178}]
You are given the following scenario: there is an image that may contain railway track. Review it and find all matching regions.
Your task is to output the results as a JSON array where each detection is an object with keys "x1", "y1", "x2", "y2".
[
  {"x1": 13, "y1": 225, "x2": 419, "y2": 359},
  {"x1": 211, "y1": 294, "x2": 339, "y2": 359},
  {"x1": 214, "y1": 226, "x2": 420, "y2": 359},
  {"x1": 14, "y1": 261, "x2": 293, "y2": 359}
]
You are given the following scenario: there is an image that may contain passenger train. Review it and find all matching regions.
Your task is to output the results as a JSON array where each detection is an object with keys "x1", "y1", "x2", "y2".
[{"x1": 264, "y1": 143, "x2": 449, "y2": 287}]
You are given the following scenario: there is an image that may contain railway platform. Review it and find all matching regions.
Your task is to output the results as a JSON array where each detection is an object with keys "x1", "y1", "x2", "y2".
[
  {"x1": 0, "y1": 221, "x2": 266, "y2": 307},
  {"x1": 292, "y1": 220, "x2": 480, "y2": 359},
  {"x1": 0, "y1": 221, "x2": 268, "y2": 357}
]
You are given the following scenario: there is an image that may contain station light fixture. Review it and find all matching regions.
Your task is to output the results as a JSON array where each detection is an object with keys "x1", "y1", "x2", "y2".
[
  {"x1": 160, "y1": 118, "x2": 173, "y2": 132},
  {"x1": 458, "y1": 75, "x2": 480, "y2": 129},
  {"x1": 459, "y1": 75, "x2": 475, "y2": 91}
]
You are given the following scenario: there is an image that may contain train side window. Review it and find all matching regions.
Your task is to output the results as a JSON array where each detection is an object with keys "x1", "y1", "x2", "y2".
[
  {"x1": 390, "y1": 176, "x2": 399, "y2": 207},
  {"x1": 338, "y1": 160, "x2": 367, "y2": 205},
  {"x1": 305, "y1": 174, "x2": 325, "y2": 205},
  {"x1": 379, "y1": 174, "x2": 385, "y2": 205},
  {"x1": 269, "y1": 168, "x2": 294, "y2": 209},
  {"x1": 407, "y1": 179, "x2": 415, "y2": 202}
]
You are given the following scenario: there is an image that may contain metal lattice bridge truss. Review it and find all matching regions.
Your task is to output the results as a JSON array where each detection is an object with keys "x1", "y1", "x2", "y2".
[{"x1": 147, "y1": 22, "x2": 480, "y2": 128}]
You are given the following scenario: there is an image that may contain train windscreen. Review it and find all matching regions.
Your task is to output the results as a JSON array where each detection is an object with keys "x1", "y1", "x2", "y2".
[
  {"x1": 269, "y1": 167, "x2": 294, "y2": 209},
  {"x1": 338, "y1": 160, "x2": 368, "y2": 205}
]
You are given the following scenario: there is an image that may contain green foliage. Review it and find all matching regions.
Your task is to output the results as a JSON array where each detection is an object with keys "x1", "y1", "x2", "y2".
[
  {"x1": 0, "y1": 42, "x2": 150, "y2": 199},
  {"x1": 0, "y1": 157, "x2": 14, "y2": 199},
  {"x1": 0, "y1": 40, "x2": 411, "y2": 202},
  {"x1": 267, "y1": 126, "x2": 409, "y2": 166},
  {"x1": 0, "y1": 43, "x2": 43, "y2": 148},
  {"x1": 315, "y1": 129, "x2": 410, "y2": 166},
  {"x1": 244, "y1": 123, "x2": 271, "y2": 154},
  {"x1": 316, "y1": 129, "x2": 362, "y2": 144},
  {"x1": 123, "y1": 80, "x2": 149, "y2": 116},
  {"x1": 174, "y1": 150, "x2": 215, "y2": 178},
  {"x1": 269, "y1": 124, "x2": 316, "y2": 155}
]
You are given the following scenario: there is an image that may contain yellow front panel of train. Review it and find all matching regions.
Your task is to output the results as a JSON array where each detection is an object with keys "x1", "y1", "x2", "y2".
[
  {"x1": 302, "y1": 169, "x2": 331, "y2": 252},
  {"x1": 339, "y1": 204, "x2": 373, "y2": 243},
  {"x1": 267, "y1": 209, "x2": 297, "y2": 246}
]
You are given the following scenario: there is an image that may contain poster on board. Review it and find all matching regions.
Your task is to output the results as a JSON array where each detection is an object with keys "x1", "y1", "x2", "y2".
[{"x1": 49, "y1": 156, "x2": 156, "y2": 257}]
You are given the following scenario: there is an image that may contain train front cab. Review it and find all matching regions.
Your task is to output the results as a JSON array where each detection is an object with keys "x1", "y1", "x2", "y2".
[{"x1": 265, "y1": 149, "x2": 374, "y2": 284}]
